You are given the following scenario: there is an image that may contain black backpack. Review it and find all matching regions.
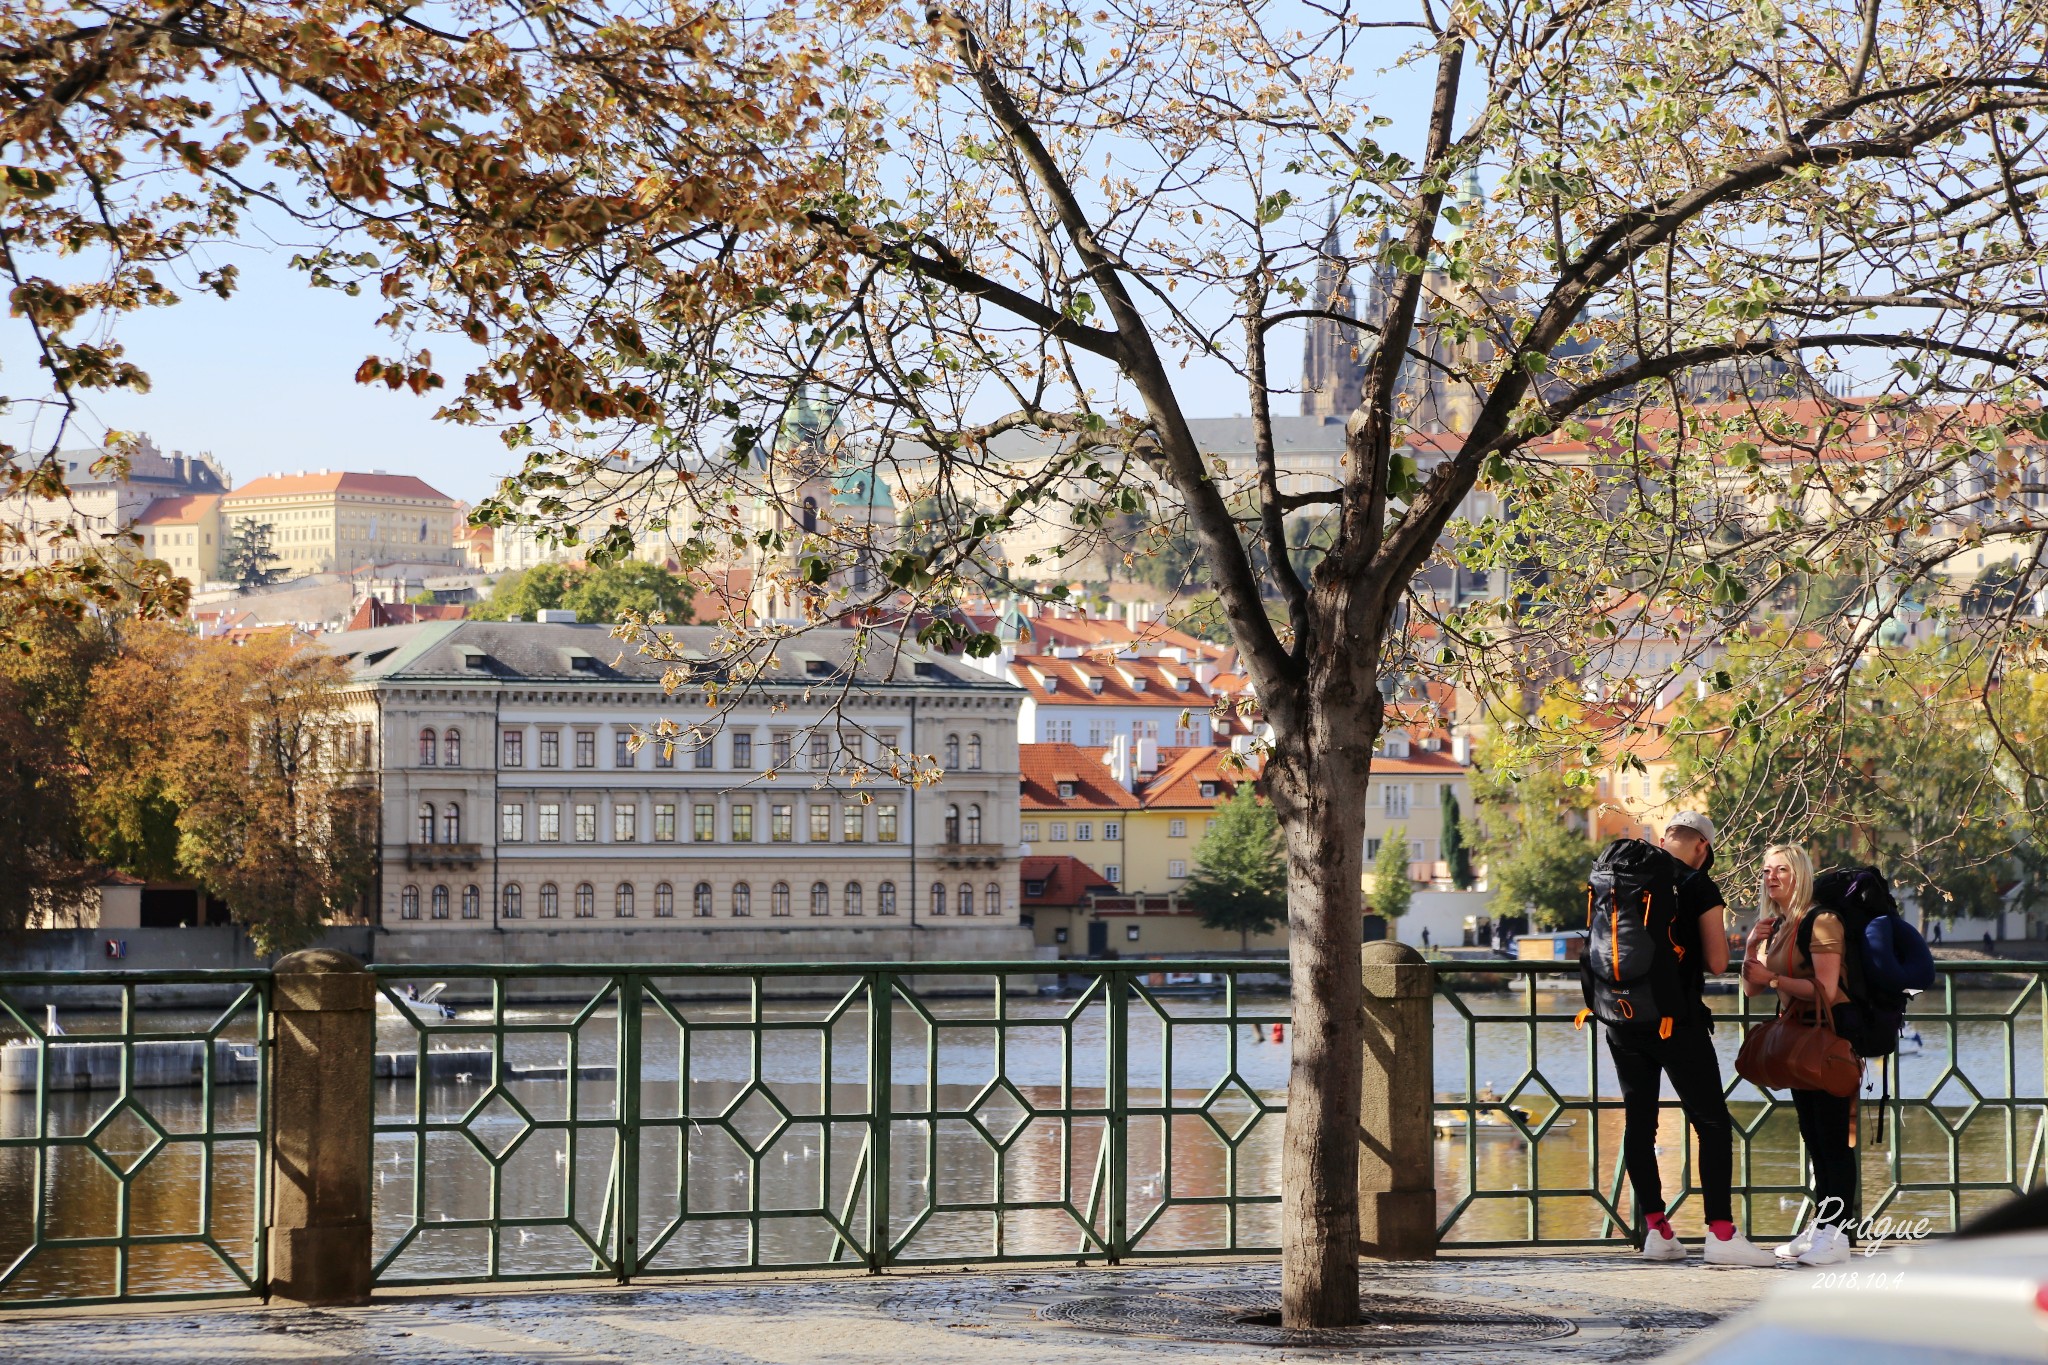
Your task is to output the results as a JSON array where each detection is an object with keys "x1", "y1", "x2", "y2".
[
  {"x1": 1800, "y1": 866, "x2": 1932, "y2": 1058},
  {"x1": 1579, "y1": 838, "x2": 1700, "y2": 1037}
]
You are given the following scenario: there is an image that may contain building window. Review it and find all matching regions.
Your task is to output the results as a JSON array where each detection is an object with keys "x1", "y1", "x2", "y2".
[
  {"x1": 772, "y1": 733, "x2": 792, "y2": 769},
  {"x1": 461, "y1": 885, "x2": 480, "y2": 919},
  {"x1": 944, "y1": 734, "x2": 960, "y2": 770},
  {"x1": 809, "y1": 881, "x2": 829, "y2": 916},
  {"x1": 1198, "y1": 780, "x2": 1219, "y2": 799},
  {"x1": 574, "y1": 883, "x2": 595, "y2": 917},
  {"x1": 878, "y1": 882, "x2": 897, "y2": 916},
  {"x1": 1054, "y1": 927, "x2": 1068, "y2": 945},
  {"x1": 694, "y1": 739, "x2": 715, "y2": 770},
  {"x1": 1104, "y1": 864, "x2": 1121, "y2": 883},
  {"x1": 1057, "y1": 781, "x2": 1076, "y2": 799},
  {"x1": 614, "y1": 732, "x2": 634, "y2": 768},
  {"x1": 431, "y1": 886, "x2": 450, "y2": 919},
  {"x1": 1127, "y1": 925, "x2": 1141, "y2": 942},
  {"x1": 655, "y1": 882, "x2": 675, "y2": 917},
  {"x1": 731, "y1": 804, "x2": 754, "y2": 842},
  {"x1": 400, "y1": 885, "x2": 420, "y2": 920},
  {"x1": 1169, "y1": 859, "x2": 1188, "y2": 879},
  {"x1": 1366, "y1": 838, "x2": 1382, "y2": 860},
  {"x1": 958, "y1": 884, "x2": 975, "y2": 915},
  {"x1": 614, "y1": 805, "x2": 638, "y2": 842},
  {"x1": 443, "y1": 729, "x2": 461, "y2": 767},
  {"x1": 944, "y1": 804, "x2": 960, "y2": 843},
  {"x1": 771, "y1": 882, "x2": 791, "y2": 917},
  {"x1": 691, "y1": 882, "x2": 712, "y2": 917},
  {"x1": 1075, "y1": 820, "x2": 1091, "y2": 842},
  {"x1": 732, "y1": 733, "x2": 754, "y2": 769},
  {"x1": 929, "y1": 882, "x2": 948, "y2": 916},
  {"x1": 694, "y1": 803, "x2": 716, "y2": 842},
  {"x1": 574, "y1": 803, "x2": 597, "y2": 842},
  {"x1": 1049, "y1": 822, "x2": 1068, "y2": 841},
  {"x1": 1169, "y1": 818, "x2": 1187, "y2": 838},
  {"x1": 843, "y1": 806, "x2": 864, "y2": 843},
  {"x1": 417, "y1": 802, "x2": 436, "y2": 843},
  {"x1": 878, "y1": 805, "x2": 899, "y2": 843},
  {"x1": 502, "y1": 884, "x2": 522, "y2": 919},
  {"x1": 501, "y1": 804, "x2": 525, "y2": 842},
  {"x1": 985, "y1": 882, "x2": 1000, "y2": 916},
  {"x1": 809, "y1": 804, "x2": 831, "y2": 842},
  {"x1": 615, "y1": 883, "x2": 635, "y2": 917},
  {"x1": 1047, "y1": 719, "x2": 1073, "y2": 742},
  {"x1": 442, "y1": 804, "x2": 461, "y2": 844},
  {"x1": 654, "y1": 803, "x2": 676, "y2": 842},
  {"x1": 539, "y1": 883, "x2": 560, "y2": 918},
  {"x1": 1023, "y1": 821, "x2": 1041, "y2": 841},
  {"x1": 419, "y1": 728, "x2": 437, "y2": 766},
  {"x1": 654, "y1": 739, "x2": 675, "y2": 769},
  {"x1": 966, "y1": 734, "x2": 982, "y2": 771},
  {"x1": 538, "y1": 803, "x2": 561, "y2": 842},
  {"x1": 503, "y1": 731, "x2": 524, "y2": 767},
  {"x1": 1103, "y1": 820, "x2": 1121, "y2": 840},
  {"x1": 878, "y1": 729, "x2": 901, "y2": 755},
  {"x1": 732, "y1": 883, "x2": 752, "y2": 917},
  {"x1": 806, "y1": 732, "x2": 828, "y2": 772},
  {"x1": 966, "y1": 805, "x2": 983, "y2": 842},
  {"x1": 844, "y1": 882, "x2": 863, "y2": 916},
  {"x1": 1383, "y1": 784, "x2": 1411, "y2": 818},
  {"x1": 1206, "y1": 818, "x2": 1216, "y2": 833},
  {"x1": 771, "y1": 804, "x2": 793, "y2": 842},
  {"x1": 574, "y1": 731, "x2": 596, "y2": 768},
  {"x1": 539, "y1": 731, "x2": 560, "y2": 767}
]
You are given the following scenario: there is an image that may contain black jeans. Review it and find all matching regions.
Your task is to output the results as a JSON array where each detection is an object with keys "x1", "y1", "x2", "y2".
[
  {"x1": 1792, "y1": 1086, "x2": 1858, "y2": 1229},
  {"x1": 1606, "y1": 1025, "x2": 1734, "y2": 1224}
]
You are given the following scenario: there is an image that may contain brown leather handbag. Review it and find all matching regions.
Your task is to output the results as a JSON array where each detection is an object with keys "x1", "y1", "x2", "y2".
[{"x1": 1736, "y1": 1000, "x2": 1862, "y2": 1097}]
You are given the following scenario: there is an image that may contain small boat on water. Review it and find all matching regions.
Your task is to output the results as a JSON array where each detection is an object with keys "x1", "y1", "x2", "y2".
[{"x1": 380, "y1": 983, "x2": 457, "y2": 1021}]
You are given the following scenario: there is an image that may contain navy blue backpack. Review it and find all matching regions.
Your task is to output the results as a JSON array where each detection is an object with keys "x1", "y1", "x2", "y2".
[{"x1": 1800, "y1": 867, "x2": 1934, "y2": 1057}]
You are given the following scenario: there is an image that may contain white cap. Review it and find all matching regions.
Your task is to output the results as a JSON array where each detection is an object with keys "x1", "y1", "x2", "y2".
[{"x1": 1665, "y1": 811, "x2": 1716, "y2": 845}]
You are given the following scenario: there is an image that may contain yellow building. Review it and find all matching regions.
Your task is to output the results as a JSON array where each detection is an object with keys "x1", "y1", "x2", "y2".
[
  {"x1": 219, "y1": 470, "x2": 461, "y2": 578},
  {"x1": 133, "y1": 494, "x2": 224, "y2": 584}
]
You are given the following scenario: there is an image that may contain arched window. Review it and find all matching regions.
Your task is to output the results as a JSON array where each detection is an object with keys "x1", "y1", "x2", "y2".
[
  {"x1": 574, "y1": 883, "x2": 595, "y2": 917},
  {"x1": 801, "y1": 495, "x2": 818, "y2": 532},
  {"x1": 771, "y1": 882, "x2": 791, "y2": 917},
  {"x1": 654, "y1": 883, "x2": 674, "y2": 917},
  {"x1": 461, "y1": 885, "x2": 480, "y2": 919},
  {"x1": 733, "y1": 882, "x2": 752, "y2": 917},
  {"x1": 878, "y1": 882, "x2": 897, "y2": 915},
  {"x1": 417, "y1": 802, "x2": 435, "y2": 843},
  {"x1": 442, "y1": 728, "x2": 461, "y2": 767},
  {"x1": 442, "y1": 803, "x2": 461, "y2": 844},
  {"x1": 400, "y1": 885, "x2": 420, "y2": 920},
  {"x1": 965, "y1": 804, "x2": 982, "y2": 843},
  {"x1": 693, "y1": 882, "x2": 712, "y2": 916},
  {"x1": 845, "y1": 882, "x2": 863, "y2": 916},
  {"x1": 539, "y1": 883, "x2": 560, "y2": 918},
  {"x1": 418, "y1": 728, "x2": 437, "y2": 765},
  {"x1": 615, "y1": 882, "x2": 635, "y2": 917},
  {"x1": 966, "y1": 734, "x2": 982, "y2": 771},
  {"x1": 985, "y1": 882, "x2": 1001, "y2": 916},
  {"x1": 810, "y1": 881, "x2": 830, "y2": 916},
  {"x1": 958, "y1": 883, "x2": 975, "y2": 916},
  {"x1": 930, "y1": 882, "x2": 948, "y2": 916},
  {"x1": 431, "y1": 885, "x2": 450, "y2": 919},
  {"x1": 944, "y1": 734, "x2": 961, "y2": 770},
  {"x1": 502, "y1": 884, "x2": 523, "y2": 919},
  {"x1": 944, "y1": 804, "x2": 961, "y2": 843}
]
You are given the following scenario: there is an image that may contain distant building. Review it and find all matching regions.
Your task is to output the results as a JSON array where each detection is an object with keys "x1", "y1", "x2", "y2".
[
  {"x1": 134, "y1": 493, "x2": 225, "y2": 583},
  {"x1": 0, "y1": 437, "x2": 229, "y2": 570},
  {"x1": 1008, "y1": 652, "x2": 1222, "y2": 748},
  {"x1": 220, "y1": 470, "x2": 461, "y2": 577},
  {"x1": 343, "y1": 597, "x2": 467, "y2": 631}
]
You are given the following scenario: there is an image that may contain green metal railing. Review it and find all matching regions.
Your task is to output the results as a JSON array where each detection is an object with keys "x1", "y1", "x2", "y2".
[
  {"x1": 368, "y1": 961, "x2": 1290, "y2": 1286},
  {"x1": 0, "y1": 969, "x2": 269, "y2": 1308},
  {"x1": 1434, "y1": 959, "x2": 2048, "y2": 1247}
]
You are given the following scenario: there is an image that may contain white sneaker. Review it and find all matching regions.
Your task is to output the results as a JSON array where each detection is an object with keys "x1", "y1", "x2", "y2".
[
  {"x1": 1796, "y1": 1224, "x2": 1851, "y2": 1266},
  {"x1": 1776, "y1": 1225, "x2": 1814, "y2": 1260},
  {"x1": 1641, "y1": 1225, "x2": 1687, "y2": 1261},
  {"x1": 1703, "y1": 1229, "x2": 1780, "y2": 1267}
]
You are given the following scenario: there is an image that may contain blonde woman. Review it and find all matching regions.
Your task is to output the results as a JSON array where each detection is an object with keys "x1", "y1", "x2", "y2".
[{"x1": 1741, "y1": 844, "x2": 1855, "y2": 1267}]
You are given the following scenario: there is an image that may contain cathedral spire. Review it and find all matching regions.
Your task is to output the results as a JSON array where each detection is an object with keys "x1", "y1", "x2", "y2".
[{"x1": 1300, "y1": 209, "x2": 1369, "y2": 419}]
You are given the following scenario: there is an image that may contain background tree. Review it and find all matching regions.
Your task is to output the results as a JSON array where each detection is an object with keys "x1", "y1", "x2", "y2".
[
  {"x1": 1184, "y1": 784, "x2": 1287, "y2": 952},
  {"x1": 1440, "y1": 785, "x2": 1474, "y2": 892},
  {"x1": 0, "y1": 605, "x2": 111, "y2": 927},
  {"x1": 220, "y1": 522, "x2": 287, "y2": 590},
  {"x1": 470, "y1": 562, "x2": 696, "y2": 625},
  {"x1": 1475, "y1": 762, "x2": 1594, "y2": 931},
  {"x1": 1369, "y1": 828, "x2": 1415, "y2": 935}
]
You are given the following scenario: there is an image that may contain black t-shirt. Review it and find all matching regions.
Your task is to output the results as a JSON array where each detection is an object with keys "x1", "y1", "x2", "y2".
[{"x1": 1671, "y1": 866, "x2": 1723, "y2": 1025}]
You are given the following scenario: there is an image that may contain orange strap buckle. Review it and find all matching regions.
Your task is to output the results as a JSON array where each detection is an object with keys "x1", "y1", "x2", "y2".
[
  {"x1": 1573, "y1": 1008, "x2": 1591, "y2": 1030},
  {"x1": 1658, "y1": 1017, "x2": 1674, "y2": 1039}
]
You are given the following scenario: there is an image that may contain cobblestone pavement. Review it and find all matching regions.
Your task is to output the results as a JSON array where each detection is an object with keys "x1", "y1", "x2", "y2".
[{"x1": 0, "y1": 1253, "x2": 1790, "y2": 1364}]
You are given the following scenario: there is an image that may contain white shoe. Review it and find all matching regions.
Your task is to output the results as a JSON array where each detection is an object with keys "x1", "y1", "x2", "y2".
[
  {"x1": 1704, "y1": 1229, "x2": 1779, "y2": 1267},
  {"x1": 1776, "y1": 1225, "x2": 1814, "y2": 1260},
  {"x1": 1796, "y1": 1224, "x2": 1851, "y2": 1266},
  {"x1": 1641, "y1": 1225, "x2": 1687, "y2": 1261}
]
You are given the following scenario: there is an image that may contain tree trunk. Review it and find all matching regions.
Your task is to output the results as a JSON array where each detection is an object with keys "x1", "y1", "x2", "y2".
[{"x1": 1268, "y1": 678, "x2": 1380, "y2": 1328}]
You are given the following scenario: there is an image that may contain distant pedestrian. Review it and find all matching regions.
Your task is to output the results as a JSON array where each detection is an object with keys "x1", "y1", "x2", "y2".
[
  {"x1": 1931, "y1": 920, "x2": 1943, "y2": 945},
  {"x1": 1984, "y1": 931, "x2": 1997, "y2": 957},
  {"x1": 1421, "y1": 927, "x2": 1431, "y2": 948}
]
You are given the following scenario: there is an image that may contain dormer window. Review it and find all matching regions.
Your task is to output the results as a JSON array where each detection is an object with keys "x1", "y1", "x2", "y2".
[
  {"x1": 1174, "y1": 676, "x2": 1192, "y2": 692},
  {"x1": 1199, "y1": 781, "x2": 1219, "y2": 798},
  {"x1": 1132, "y1": 678, "x2": 1147, "y2": 692},
  {"x1": 1024, "y1": 879, "x2": 1048, "y2": 897},
  {"x1": 1057, "y1": 781, "x2": 1077, "y2": 799},
  {"x1": 1044, "y1": 676, "x2": 1059, "y2": 692},
  {"x1": 1384, "y1": 732, "x2": 1411, "y2": 759},
  {"x1": 1087, "y1": 676, "x2": 1105, "y2": 694}
]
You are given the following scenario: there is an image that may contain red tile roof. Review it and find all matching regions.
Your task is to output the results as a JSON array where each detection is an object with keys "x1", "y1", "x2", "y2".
[
  {"x1": 344, "y1": 598, "x2": 468, "y2": 631},
  {"x1": 224, "y1": 471, "x2": 455, "y2": 502},
  {"x1": 1020, "y1": 855, "x2": 1118, "y2": 907},
  {"x1": 1008, "y1": 653, "x2": 1219, "y2": 708},
  {"x1": 1020, "y1": 743, "x2": 1139, "y2": 810},
  {"x1": 1138, "y1": 745, "x2": 1256, "y2": 809},
  {"x1": 133, "y1": 494, "x2": 220, "y2": 525}
]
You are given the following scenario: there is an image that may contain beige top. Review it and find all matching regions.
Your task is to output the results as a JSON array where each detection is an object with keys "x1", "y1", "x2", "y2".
[{"x1": 1764, "y1": 906, "x2": 1844, "y2": 982}]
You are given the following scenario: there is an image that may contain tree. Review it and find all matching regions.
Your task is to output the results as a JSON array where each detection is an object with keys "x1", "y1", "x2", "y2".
[
  {"x1": 1185, "y1": 784, "x2": 1287, "y2": 952},
  {"x1": 221, "y1": 522, "x2": 287, "y2": 590},
  {"x1": 1440, "y1": 785, "x2": 1474, "y2": 891},
  {"x1": 0, "y1": 604, "x2": 112, "y2": 926},
  {"x1": 471, "y1": 562, "x2": 695, "y2": 625},
  {"x1": 1475, "y1": 762, "x2": 1595, "y2": 932},
  {"x1": 1369, "y1": 828, "x2": 1415, "y2": 933}
]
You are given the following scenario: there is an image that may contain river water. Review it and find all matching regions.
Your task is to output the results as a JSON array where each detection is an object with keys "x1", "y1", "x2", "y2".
[{"x1": 1, "y1": 981, "x2": 2038, "y2": 1300}]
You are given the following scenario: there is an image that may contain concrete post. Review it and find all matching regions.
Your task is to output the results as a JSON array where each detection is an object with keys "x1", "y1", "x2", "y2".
[
  {"x1": 268, "y1": 948, "x2": 376, "y2": 1304},
  {"x1": 1358, "y1": 940, "x2": 1437, "y2": 1259}
]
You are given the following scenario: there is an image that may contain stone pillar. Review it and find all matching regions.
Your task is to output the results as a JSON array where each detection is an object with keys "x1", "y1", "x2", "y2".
[
  {"x1": 268, "y1": 948, "x2": 376, "y2": 1304},
  {"x1": 1358, "y1": 940, "x2": 1437, "y2": 1260}
]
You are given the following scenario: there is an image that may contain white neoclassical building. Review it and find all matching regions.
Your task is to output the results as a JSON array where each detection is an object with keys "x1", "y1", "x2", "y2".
[{"x1": 325, "y1": 620, "x2": 1031, "y2": 965}]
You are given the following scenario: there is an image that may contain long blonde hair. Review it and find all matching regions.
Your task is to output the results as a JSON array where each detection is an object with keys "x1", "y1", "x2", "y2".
[{"x1": 1761, "y1": 843, "x2": 1815, "y2": 921}]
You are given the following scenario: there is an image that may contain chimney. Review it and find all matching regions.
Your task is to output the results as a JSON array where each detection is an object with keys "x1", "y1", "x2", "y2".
[
  {"x1": 1452, "y1": 734, "x2": 1471, "y2": 765},
  {"x1": 1136, "y1": 737, "x2": 1159, "y2": 777},
  {"x1": 1194, "y1": 662, "x2": 1218, "y2": 688},
  {"x1": 1107, "y1": 734, "x2": 1133, "y2": 791}
]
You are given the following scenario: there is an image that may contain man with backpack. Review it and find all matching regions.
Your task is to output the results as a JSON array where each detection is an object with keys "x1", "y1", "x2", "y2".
[{"x1": 1580, "y1": 811, "x2": 1776, "y2": 1266}]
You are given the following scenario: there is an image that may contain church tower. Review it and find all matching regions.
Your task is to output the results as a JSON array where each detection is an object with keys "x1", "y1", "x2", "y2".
[{"x1": 1299, "y1": 215, "x2": 1374, "y2": 419}]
